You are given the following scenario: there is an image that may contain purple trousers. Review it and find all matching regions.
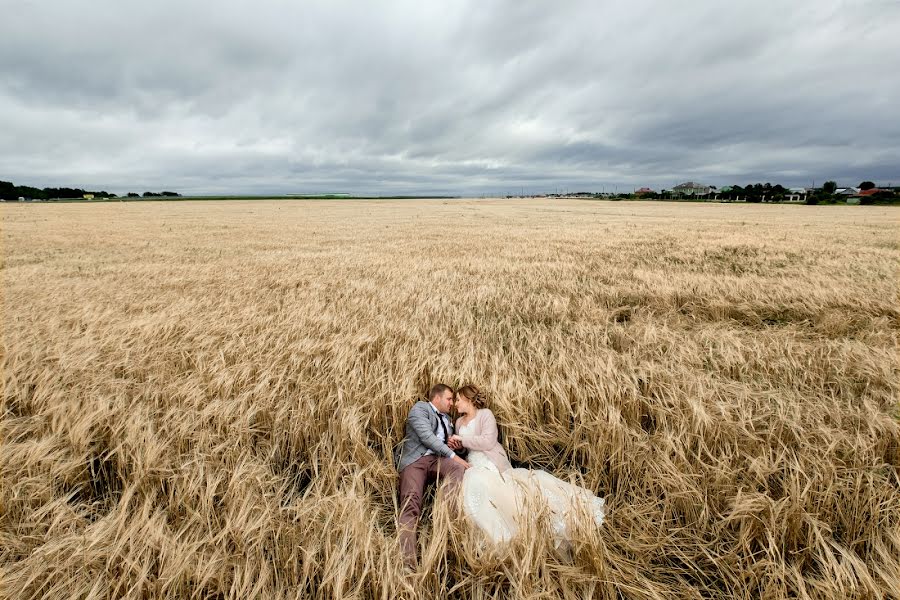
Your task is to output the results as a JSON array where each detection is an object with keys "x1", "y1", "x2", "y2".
[{"x1": 398, "y1": 455, "x2": 465, "y2": 568}]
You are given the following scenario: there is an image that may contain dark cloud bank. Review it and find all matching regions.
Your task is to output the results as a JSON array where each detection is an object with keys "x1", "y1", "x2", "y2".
[{"x1": 2, "y1": 0, "x2": 898, "y2": 196}]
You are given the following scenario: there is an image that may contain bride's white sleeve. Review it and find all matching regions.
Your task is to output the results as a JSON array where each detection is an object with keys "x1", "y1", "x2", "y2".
[{"x1": 460, "y1": 410, "x2": 499, "y2": 451}]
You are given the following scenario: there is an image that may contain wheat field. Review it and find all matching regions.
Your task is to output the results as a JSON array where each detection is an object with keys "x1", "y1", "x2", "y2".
[{"x1": 2, "y1": 199, "x2": 899, "y2": 599}]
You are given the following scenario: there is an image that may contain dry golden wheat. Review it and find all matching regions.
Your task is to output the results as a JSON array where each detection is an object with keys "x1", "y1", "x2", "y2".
[{"x1": 2, "y1": 199, "x2": 899, "y2": 599}]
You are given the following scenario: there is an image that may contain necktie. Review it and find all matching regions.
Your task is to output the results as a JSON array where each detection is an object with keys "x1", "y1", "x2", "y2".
[{"x1": 437, "y1": 413, "x2": 449, "y2": 444}]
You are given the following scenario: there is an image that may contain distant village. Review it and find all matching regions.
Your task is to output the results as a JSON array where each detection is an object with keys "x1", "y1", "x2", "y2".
[{"x1": 516, "y1": 180, "x2": 899, "y2": 204}]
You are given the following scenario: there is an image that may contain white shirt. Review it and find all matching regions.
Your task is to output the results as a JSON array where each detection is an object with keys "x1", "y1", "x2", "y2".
[{"x1": 424, "y1": 402, "x2": 453, "y2": 457}]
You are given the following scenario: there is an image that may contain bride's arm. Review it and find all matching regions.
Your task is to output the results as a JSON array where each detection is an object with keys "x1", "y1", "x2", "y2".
[{"x1": 459, "y1": 410, "x2": 500, "y2": 451}]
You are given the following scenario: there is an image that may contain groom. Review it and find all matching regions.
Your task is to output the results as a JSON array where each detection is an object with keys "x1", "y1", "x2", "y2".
[{"x1": 396, "y1": 383, "x2": 471, "y2": 569}]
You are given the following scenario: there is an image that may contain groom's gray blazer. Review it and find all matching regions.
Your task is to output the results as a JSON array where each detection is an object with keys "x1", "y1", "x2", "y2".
[{"x1": 395, "y1": 401, "x2": 456, "y2": 472}]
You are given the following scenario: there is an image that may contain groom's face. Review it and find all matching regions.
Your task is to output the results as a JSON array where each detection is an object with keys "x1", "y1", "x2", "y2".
[{"x1": 434, "y1": 390, "x2": 454, "y2": 414}]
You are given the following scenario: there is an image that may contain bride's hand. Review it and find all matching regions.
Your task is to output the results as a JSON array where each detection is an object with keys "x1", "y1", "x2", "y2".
[{"x1": 448, "y1": 434, "x2": 463, "y2": 449}]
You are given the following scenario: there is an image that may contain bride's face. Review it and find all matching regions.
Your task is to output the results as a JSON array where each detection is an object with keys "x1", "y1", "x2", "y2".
[{"x1": 455, "y1": 395, "x2": 474, "y2": 415}]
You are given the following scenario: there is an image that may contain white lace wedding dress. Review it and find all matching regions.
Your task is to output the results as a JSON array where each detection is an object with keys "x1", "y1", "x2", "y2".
[{"x1": 459, "y1": 422, "x2": 606, "y2": 546}]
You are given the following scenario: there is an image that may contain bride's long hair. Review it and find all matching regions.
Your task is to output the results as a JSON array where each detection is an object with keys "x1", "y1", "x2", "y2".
[{"x1": 455, "y1": 385, "x2": 487, "y2": 411}]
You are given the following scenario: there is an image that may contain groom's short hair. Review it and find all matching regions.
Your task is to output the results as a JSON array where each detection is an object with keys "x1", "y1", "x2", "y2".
[{"x1": 428, "y1": 383, "x2": 453, "y2": 400}]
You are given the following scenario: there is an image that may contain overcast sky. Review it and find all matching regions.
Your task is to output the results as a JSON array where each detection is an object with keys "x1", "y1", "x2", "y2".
[{"x1": 2, "y1": 0, "x2": 898, "y2": 195}]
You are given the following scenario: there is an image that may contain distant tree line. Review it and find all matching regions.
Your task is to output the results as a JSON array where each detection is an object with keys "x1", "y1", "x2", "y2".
[
  {"x1": 0, "y1": 180, "x2": 117, "y2": 200},
  {"x1": 133, "y1": 191, "x2": 182, "y2": 198},
  {"x1": 718, "y1": 183, "x2": 787, "y2": 202},
  {"x1": 1, "y1": 180, "x2": 181, "y2": 200}
]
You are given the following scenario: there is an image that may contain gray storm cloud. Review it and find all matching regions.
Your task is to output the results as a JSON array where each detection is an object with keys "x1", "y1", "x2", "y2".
[{"x1": 1, "y1": 0, "x2": 898, "y2": 195}]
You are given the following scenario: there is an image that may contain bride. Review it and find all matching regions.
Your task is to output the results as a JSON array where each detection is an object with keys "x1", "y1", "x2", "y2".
[{"x1": 451, "y1": 385, "x2": 606, "y2": 548}]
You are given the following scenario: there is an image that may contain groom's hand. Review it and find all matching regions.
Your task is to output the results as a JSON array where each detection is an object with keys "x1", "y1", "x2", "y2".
[
  {"x1": 451, "y1": 455, "x2": 471, "y2": 470},
  {"x1": 448, "y1": 435, "x2": 463, "y2": 450}
]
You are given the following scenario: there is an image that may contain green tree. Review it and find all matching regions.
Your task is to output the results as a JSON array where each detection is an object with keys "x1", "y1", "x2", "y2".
[
  {"x1": 127, "y1": 192, "x2": 140, "y2": 198},
  {"x1": 18, "y1": 186, "x2": 47, "y2": 200},
  {"x1": 0, "y1": 180, "x2": 16, "y2": 199},
  {"x1": 859, "y1": 181, "x2": 876, "y2": 191},
  {"x1": 823, "y1": 181, "x2": 837, "y2": 194}
]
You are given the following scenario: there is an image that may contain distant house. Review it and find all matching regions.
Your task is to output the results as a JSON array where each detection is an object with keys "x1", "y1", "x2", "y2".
[
  {"x1": 849, "y1": 188, "x2": 887, "y2": 203},
  {"x1": 635, "y1": 187, "x2": 654, "y2": 196},
  {"x1": 83, "y1": 193, "x2": 95, "y2": 200},
  {"x1": 787, "y1": 187, "x2": 808, "y2": 202},
  {"x1": 841, "y1": 188, "x2": 886, "y2": 204},
  {"x1": 834, "y1": 188, "x2": 859, "y2": 196},
  {"x1": 672, "y1": 182, "x2": 711, "y2": 196}
]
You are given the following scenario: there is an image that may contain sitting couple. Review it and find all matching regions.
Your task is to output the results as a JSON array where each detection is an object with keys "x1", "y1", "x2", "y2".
[{"x1": 396, "y1": 383, "x2": 606, "y2": 569}]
